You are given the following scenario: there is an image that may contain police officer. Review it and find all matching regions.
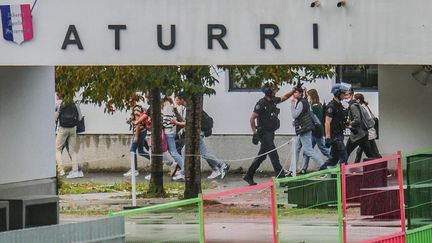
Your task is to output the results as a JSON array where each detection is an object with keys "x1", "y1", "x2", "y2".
[
  {"x1": 322, "y1": 84, "x2": 351, "y2": 167},
  {"x1": 243, "y1": 83, "x2": 296, "y2": 186}
]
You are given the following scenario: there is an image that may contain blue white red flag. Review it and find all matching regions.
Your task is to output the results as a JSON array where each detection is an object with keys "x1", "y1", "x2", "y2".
[{"x1": 0, "y1": 4, "x2": 33, "y2": 44}]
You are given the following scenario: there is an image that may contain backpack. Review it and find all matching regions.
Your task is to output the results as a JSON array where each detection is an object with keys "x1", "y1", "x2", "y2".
[
  {"x1": 59, "y1": 103, "x2": 79, "y2": 128},
  {"x1": 201, "y1": 110, "x2": 214, "y2": 137},
  {"x1": 357, "y1": 104, "x2": 375, "y2": 129}
]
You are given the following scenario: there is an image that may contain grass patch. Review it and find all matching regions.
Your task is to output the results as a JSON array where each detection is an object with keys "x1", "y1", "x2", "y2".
[
  {"x1": 60, "y1": 207, "x2": 108, "y2": 216},
  {"x1": 59, "y1": 181, "x2": 211, "y2": 196},
  {"x1": 279, "y1": 207, "x2": 338, "y2": 217}
]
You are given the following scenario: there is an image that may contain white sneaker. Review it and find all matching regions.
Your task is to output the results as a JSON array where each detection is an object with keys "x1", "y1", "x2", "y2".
[
  {"x1": 144, "y1": 174, "x2": 151, "y2": 181},
  {"x1": 172, "y1": 173, "x2": 185, "y2": 181},
  {"x1": 220, "y1": 164, "x2": 230, "y2": 180},
  {"x1": 207, "y1": 170, "x2": 221, "y2": 179},
  {"x1": 77, "y1": 170, "x2": 84, "y2": 178},
  {"x1": 58, "y1": 169, "x2": 65, "y2": 176},
  {"x1": 123, "y1": 169, "x2": 139, "y2": 177},
  {"x1": 169, "y1": 162, "x2": 180, "y2": 177},
  {"x1": 66, "y1": 170, "x2": 80, "y2": 179}
]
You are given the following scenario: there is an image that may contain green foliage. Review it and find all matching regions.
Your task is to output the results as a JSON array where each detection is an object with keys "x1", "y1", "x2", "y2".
[
  {"x1": 59, "y1": 181, "x2": 210, "y2": 195},
  {"x1": 220, "y1": 65, "x2": 335, "y2": 88}
]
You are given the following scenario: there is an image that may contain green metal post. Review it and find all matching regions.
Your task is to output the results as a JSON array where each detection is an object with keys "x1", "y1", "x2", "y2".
[{"x1": 198, "y1": 194, "x2": 205, "y2": 243}]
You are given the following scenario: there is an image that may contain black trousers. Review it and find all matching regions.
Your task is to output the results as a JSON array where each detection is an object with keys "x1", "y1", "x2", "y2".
[
  {"x1": 355, "y1": 139, "x2": 382, "y2": 162},
  {"x1": 246, "y1": 130, "x2": 283, "y2": 178},
  {"x1": 324, "y1": 134, "x2": 348, "y2": 166},
  {"x1": 346, "y1": 135, "x2": 377, "y2": 162}
]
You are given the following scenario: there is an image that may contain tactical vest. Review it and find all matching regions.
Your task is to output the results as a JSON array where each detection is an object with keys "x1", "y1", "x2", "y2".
[
  {"x1": 257, "y1": 98, "x2": 280, "y2": 132},
  {"x1": 293, "y1": 98, "x2": 315, "y2": 135}
]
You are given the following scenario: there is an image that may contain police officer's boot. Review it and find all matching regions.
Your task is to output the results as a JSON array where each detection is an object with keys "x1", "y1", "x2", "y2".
[{"x1": 243, "y1": 174, "x2": 257, "y2": 186}]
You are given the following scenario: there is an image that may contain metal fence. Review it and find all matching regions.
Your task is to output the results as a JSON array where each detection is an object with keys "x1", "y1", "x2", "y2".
[{"x1": 0, "y1": 216, "x2": 125, "y2": 243}]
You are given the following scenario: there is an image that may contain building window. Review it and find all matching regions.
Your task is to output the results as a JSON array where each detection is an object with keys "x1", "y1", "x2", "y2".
[
  {"x1": 336, "y1": 65, "x2": 378, "y2": 90},
  {"x1": 227, "y1": 68, "x2": 260, "y2": 92}
]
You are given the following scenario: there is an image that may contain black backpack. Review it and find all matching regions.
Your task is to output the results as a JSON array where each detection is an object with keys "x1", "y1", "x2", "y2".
[
  {"x1": 59, "y1": 104, "x2": 79, "y2": 128},
  {"x1": 201, "y1": 110, "x2": 214, "y2": 137}
]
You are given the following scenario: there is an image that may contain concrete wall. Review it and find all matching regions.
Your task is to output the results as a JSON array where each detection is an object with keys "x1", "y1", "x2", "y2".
[
  {"x1": 63, "y1": 134, "x2": 297, "y2": 173},
  {"x1": 378, "y1": 65, "x2": 432, "y2": 155},
  {"x1": 0, "y1": 66, "x2": 56, "y2": 184},
  {"x1": 3, "y1": 0, "x2": 432, "y2": 65}
]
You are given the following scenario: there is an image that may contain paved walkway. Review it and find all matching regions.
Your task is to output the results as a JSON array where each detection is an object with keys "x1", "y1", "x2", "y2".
[{"x1": 60, "y1": 173, "x2": 402, "y2": 242}]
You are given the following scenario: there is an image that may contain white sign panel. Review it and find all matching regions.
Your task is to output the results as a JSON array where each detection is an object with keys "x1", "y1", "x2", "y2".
[{"x1": 0, "y1": 0, "x2": 432, "y2": 65}]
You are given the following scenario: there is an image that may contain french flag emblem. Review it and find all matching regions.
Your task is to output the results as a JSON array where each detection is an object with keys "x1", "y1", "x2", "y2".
[{"x1": 0, "y1": 4, "x2": 33, "y2": 44}]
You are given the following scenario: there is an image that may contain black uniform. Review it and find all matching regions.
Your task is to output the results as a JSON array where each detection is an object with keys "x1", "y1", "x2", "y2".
[
  {"x1": 323, "y1": 98, "x2": 348, "y2": 166},
  {"x1": 246, "y1": 97, "x2": 284, "y2": 178}
]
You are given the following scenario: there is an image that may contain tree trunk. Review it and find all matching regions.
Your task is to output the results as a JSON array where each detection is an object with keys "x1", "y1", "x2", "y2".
[
  {"x1": 148, "y1": 87, "x2": 165, "y2": 195},
  {"x1": 183, "y1": 94, "x2": 203, "y2": 199}
]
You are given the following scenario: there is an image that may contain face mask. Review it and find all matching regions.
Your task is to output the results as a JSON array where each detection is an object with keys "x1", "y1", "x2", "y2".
[{"x1": 341, "y1": 99, "x2": 349, "y2": 108}]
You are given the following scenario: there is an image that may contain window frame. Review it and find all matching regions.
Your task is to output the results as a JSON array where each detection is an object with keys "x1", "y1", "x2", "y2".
[{"x1": 335, "y1": 65, "x2": 378, "y2": 91}]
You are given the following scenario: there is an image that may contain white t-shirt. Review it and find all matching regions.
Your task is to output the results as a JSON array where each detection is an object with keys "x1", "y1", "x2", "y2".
[{"x1": 161, "y1": 101, "x2": 176, "y2": 134}]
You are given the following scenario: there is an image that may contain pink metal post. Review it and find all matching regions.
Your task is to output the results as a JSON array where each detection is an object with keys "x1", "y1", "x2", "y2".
[
  {"x1": 397, "y1": 151, "x2": 406, "y2": 232},
  {"x1": 341, "y1": 163, "x2": 347, "y2": 243},
  {"x1": 270, "y1": 180, "x2": 278, "y2": 243}
]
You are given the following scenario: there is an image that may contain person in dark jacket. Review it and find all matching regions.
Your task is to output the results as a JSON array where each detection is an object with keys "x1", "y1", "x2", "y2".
[
  {"x1": 298, "y1": 89, "x2": 331, "y2": 174},
  {"x1": 243, "y1": 83, "x2": 296, "y2": 186},
  {"x1": 322, "y1": 84, "x2": 351, "y2": 167},
  {"x1": 345, "y1": 89, "x2": 377, "y2": 160},
  {"x1": 288, "y1": 85, "x2": 325, "y2": 176}
]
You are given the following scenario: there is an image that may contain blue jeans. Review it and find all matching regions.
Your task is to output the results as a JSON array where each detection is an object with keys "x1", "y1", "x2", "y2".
[
  {"x1": 294, "y1": 131, "x2": 324, "y2": 169},
  {"x1": 200, "y1": 133, "x2": 225, "y2": 171},
  {"x1": 181, "y1": 133, "x2": 226, "y2": 172},
  {"x1": 302, "y1": 136, "x2": 331, "y2": 170},
  {"x1": 165, "y1": 133, "x2": 184, "y2": 170},
  {"x1": 130, "y1": 132, "x2": 150, "y2": 169}
]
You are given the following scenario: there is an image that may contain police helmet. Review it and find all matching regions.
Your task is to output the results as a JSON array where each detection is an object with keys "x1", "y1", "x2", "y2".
[
  {"x1": 261, "y1": 82, "x2": 279, "y2": 97},
  {"x1": 331, "y1": 83, "x2": 351, "y2": 97}
]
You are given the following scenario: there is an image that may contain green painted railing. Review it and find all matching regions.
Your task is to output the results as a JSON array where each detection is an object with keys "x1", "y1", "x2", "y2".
[
  {"x1": 108, "y1": 197, "x2": 200, "y2": 217},
  {"x1": 406, "y1": 224, "x2": 432, "y2": 243},
  {"x1": 274, "y1": 166, "x2": 342, "y2": 243}
]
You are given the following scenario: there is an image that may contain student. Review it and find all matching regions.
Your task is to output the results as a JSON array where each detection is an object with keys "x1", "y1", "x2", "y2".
[
  {"x1": 353, "y1": 93, "x2": 382, "y2": 162},
  {"x1": 55, "y1": 94, "x2": 83, "y2": 179},
  {"x1": 161, "y1": 96, "x2": 184, "y2": 177},
  {"x1": 289, "y1": 85, "x2": 325, "y2": 176},
  {"x1": 124, "y1": 105, "x2": 151, "y2": 177},
  {"x1": 299, "y1": 89, "x2": 331, "y2": 174},
  {"x1": 345, "y1": 89, "x2": 378, "y2": 160},
  {"x1": 243, "y1": 83, "x2": 296, "y2": 186},
  {"x1": 172, "y1": 92, "x2": 230, "y2": 180}
]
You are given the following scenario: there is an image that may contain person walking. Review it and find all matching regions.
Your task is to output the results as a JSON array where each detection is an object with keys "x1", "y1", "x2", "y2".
[
  {"x1": 345, "y1": 89, "x2": 377, "y2": 160},
  {"x1": 353, "y1": 93, "x2": 382, "y2": 162},
  {"x1": 161, "y1": 96, "x2": 184, "y2": 178},
  {"x1": 288, "y1": 85, "x2": 326, "y2": 176},
  {"x1": 243, "y1": 83, "x2": 296, "y2": 186},
  {"x1": 299, "y1": 89, "x2": 331, "y2": 174},
  {"x1": 322, "y1": 84, "x2": 351, "y2": 167},
  {"x1": 124, "y1": 105, "x2": 151, "y2": 177},
  {"x1": 55, "y1": 96, "x2": 83, "y2": 179},
  {"x1": 172, "y1": 92, "x2": 230, "y2": 180}
]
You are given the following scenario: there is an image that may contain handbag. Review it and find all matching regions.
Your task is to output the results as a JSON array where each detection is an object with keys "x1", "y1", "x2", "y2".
[
  {"x1": 373, "y1": 117, "x2": 379, "y2": 139},
  {"x1": 310, "y1": 111, "x2": 321, "y2": 128},
  {"x1": 148, "y1": 132, "x2": 169, "y2": 152},
  {"x1": 366, "y1": 105, "x2": 379, "y2": 140},
  {"x1": 76, "y1": 116, "x2": 85, "y2": 133}
]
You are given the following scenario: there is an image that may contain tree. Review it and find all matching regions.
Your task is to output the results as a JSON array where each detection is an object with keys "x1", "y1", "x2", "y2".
[
  {"x1": 177, "y1": 66, "x2": 218, "y2": 198},
  {"x1": 56, "y1": 66, "x2": 180, "y2": 196},
  {"x1": 56, "y1": 64, "x2": 335, "y2": 199}
]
